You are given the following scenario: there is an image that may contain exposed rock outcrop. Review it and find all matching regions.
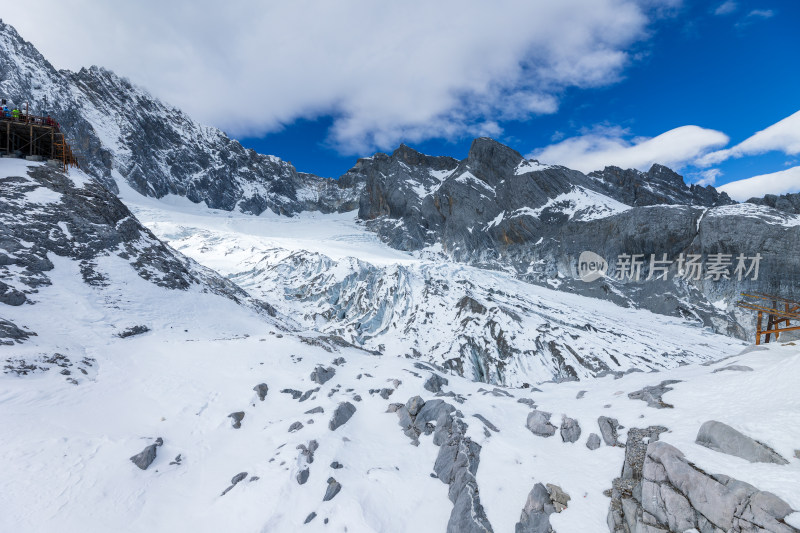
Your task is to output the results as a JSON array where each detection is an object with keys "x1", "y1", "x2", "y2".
[
  {"x1": 526, "y1": 410, "x2": 557, "y2": 438},
  {"x1": 328, "y1": 402, "x2": 356, "y2": 431},
  {"x1": 696, "y1": 420, "x2": 789, "y2": 465},
  {"x1": 395, "y1": 396, "x2": 494, "y2": 532},
  {"x1": 130, "y1": 438, "x2": 163, "y2": 470},
  {"x1": 515, "y1": 483, "x2": 570, "y2": 533},
  {"x1": 607, "y1": 429, "x2": 798, "y2": 532}
]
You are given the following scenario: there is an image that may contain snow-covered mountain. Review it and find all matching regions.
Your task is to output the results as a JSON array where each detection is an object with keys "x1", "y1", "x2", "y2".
[
  {"x1": 3, "y1": 19, "x2": 799, "y2": 342},
  {"x1": 3, "y1": 20, "x2": 800, "y2": 533},
  {"x1": 0, "y1": 20, "x2": 360, "y2": 215}
]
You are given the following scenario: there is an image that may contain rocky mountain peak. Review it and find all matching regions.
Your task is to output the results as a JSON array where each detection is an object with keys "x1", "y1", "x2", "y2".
[
  {"x1": 390, "y1": 143, "x2": 458, "y2": 170},
  {"x1": 465, "y1": 137, "x2": 524, "y2": 185},
  {"x1": 589, "y1": 164, "x2": 734, "y2": 208}
]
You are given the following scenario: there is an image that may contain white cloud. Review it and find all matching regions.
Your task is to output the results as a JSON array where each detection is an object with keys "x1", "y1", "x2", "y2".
[
  {"x1": 718, "y1": 166, "x2": 800, "y2": 201},
  {"x1": 691, "y1": 168, "x2": 722, "y2": 186},
  {"x1": 714, "y1": 1, "x2": 738, "y2": 15},
  {"x1": 746, "y1": 9, "x2": 775, "y2": 19},
  {"x1": 698, "y1": 110, "x2": 800, "y2": 166},
  {"x1": 2, "y1": 0, "x2": 670, "y2": 154},
  {"x1": 529, "y1": 125, "x2": 729, "y2": 173}
]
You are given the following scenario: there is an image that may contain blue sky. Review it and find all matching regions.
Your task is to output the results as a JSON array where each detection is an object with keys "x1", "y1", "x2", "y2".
[
  {"x1": 5, "y1": 1, "x2": 799, "y2": 198},
  {"x1": 239, "y1": 1, "x2": 799, "y2": 191}
]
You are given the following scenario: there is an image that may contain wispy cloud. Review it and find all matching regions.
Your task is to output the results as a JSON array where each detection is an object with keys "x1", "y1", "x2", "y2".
[
  {"x1": 713, "y1": 1, "x2": 738, "y2": 15},
  {"x1": 2, "y1": 0, "x2": 676, "y2": 154},
  {"x1": 697, "y1": 110, "x2": 800, "y2": 166},
  {"x1": 529, "y1": 124, "x2": 729, "y2": 173},
  {"x1": 691, "y1": 168, "x2": 723, "y2": 186},
  {"x1": 718, "y1": 166, "x2": 800, "y2": 201},
  {"x1": 746, "y1": 8, "x2": 775, "y2": 19},
  {"x1": 735, "y1": 8, "x2": 776, "y2": 28}
]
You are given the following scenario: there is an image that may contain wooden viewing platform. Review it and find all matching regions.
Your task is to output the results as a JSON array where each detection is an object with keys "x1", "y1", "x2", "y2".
[
  {"x1": 736, "y1": 292, "x2": 800, "y2": 344},
  {"x1": 0, "y1": 114, "x2": 80, "y2": 172}
]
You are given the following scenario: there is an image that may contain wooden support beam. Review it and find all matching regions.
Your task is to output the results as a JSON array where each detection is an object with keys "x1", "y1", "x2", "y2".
[{"x1": 756, "y1": 311, "x2": 763, "y2": 345}]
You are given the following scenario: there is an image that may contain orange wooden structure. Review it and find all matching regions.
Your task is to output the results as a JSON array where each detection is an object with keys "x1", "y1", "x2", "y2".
[
  {"x1": 0, "y1": 113, "x2": 81, "y2": 172},
  {"x1": 736, "y1": 292, "x2": 800, "y2": 344}
]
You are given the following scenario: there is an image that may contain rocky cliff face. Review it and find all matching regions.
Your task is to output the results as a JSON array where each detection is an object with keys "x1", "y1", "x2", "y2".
[
  {"x1": 748, "y1": 192, "x2": 800, "y2": 215},
  {"x1": 0, "y1": 160, "x2": 276, "y2": 345},
  {"x1": 347, "y1": 138, "x2": 800, "y2": 338}
]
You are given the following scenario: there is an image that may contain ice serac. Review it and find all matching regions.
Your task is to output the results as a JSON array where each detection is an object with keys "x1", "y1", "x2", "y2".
[
  {"x1": 0, "y1": 21, "x2": 362, "y2": 215},
  {"x1": 223, "y1": 247, "x2": 740, "y2": 385}
]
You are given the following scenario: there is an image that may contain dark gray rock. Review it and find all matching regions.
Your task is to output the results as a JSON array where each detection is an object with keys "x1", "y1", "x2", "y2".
[
  {"x1": 280, "y1": 389, "x2": 302, "y2": 399},
  {"x1": 310, "y1": 365, "x2": 335, "y2": 385},
  {"x1": 598, "y1": 416, "x2": 621, "y2": 446},
  {"x1": 296, "y1": 468, "x2": 309, "y2": 485},
  {"x1": 228, "y1": 411, "x2": 245, "y2": 429},
  {"x1": 586, "y1": 433, "x2": 602, "y2": 450},
  {"x1": 322, "y1": 477, "x2": 341, "y2": 501},
  {"x1": 517, "y1": 398, "x2": 537, "y2": 408},
  {"x1": 304, "y1": 512, "x2": 316, "y2": 524},
  {"x1": 328, "y1": 402, "x2": 356, "y2": 431},
  {"x1": 297, "y1": 440, "x2": 319, "y2": 466},
  {"x1": 129, "y1": 439, "x2": 162, "y2": 470},
  {"x1": 253, "y1": 383, "x2": 269, "y2": 401},
  {"x1": 696, "y1": 420, "x2": 789, "y2": 464},
  {"x1": 526, "y1": 410, "x2": 557, "y2": 438},
  {"x1": 330, "y1": 461, "x2": 343, "y2": 469},
  {"x1": 117, "y1": 325, "x2": 149, "y2": 338},
  {"x1": 298, "y1": 388, "x2": 319, "y2": 402},
  {"x1": 0, "y1": 317, "x2": 35, "y2": 345},
  {"x1": 424, "y1": 373, "x2": 449, "y2": 393},
  {"x1": 369, "y1": 387, "x2": 394, "y2": 399},
  {"x1": 576, "y1": 390, "x2": 587, "y2": 399},
  {"x1": 304, "y1": 406, "x2": 324, "y2": 415},
  {"x1": 627, "y1": 380, "x2": 681, "y2": 408},
  {"x1": 221, "y1": 472, "x2": 249, "y2": 496},
  {"x1": 560, "y1": 416, "x2": 581, "y2": 443},
  {"x1": 288, "y1": 421, "x2": 304, "y2": 433}
]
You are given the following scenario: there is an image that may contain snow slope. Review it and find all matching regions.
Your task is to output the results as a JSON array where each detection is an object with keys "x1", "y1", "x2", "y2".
[
  {"x1": 2, "y1": 276, "x2": 798, "y2": 531},
  {"x1": 1, "y1": 162, "x2": 799, "y2": 533}
]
